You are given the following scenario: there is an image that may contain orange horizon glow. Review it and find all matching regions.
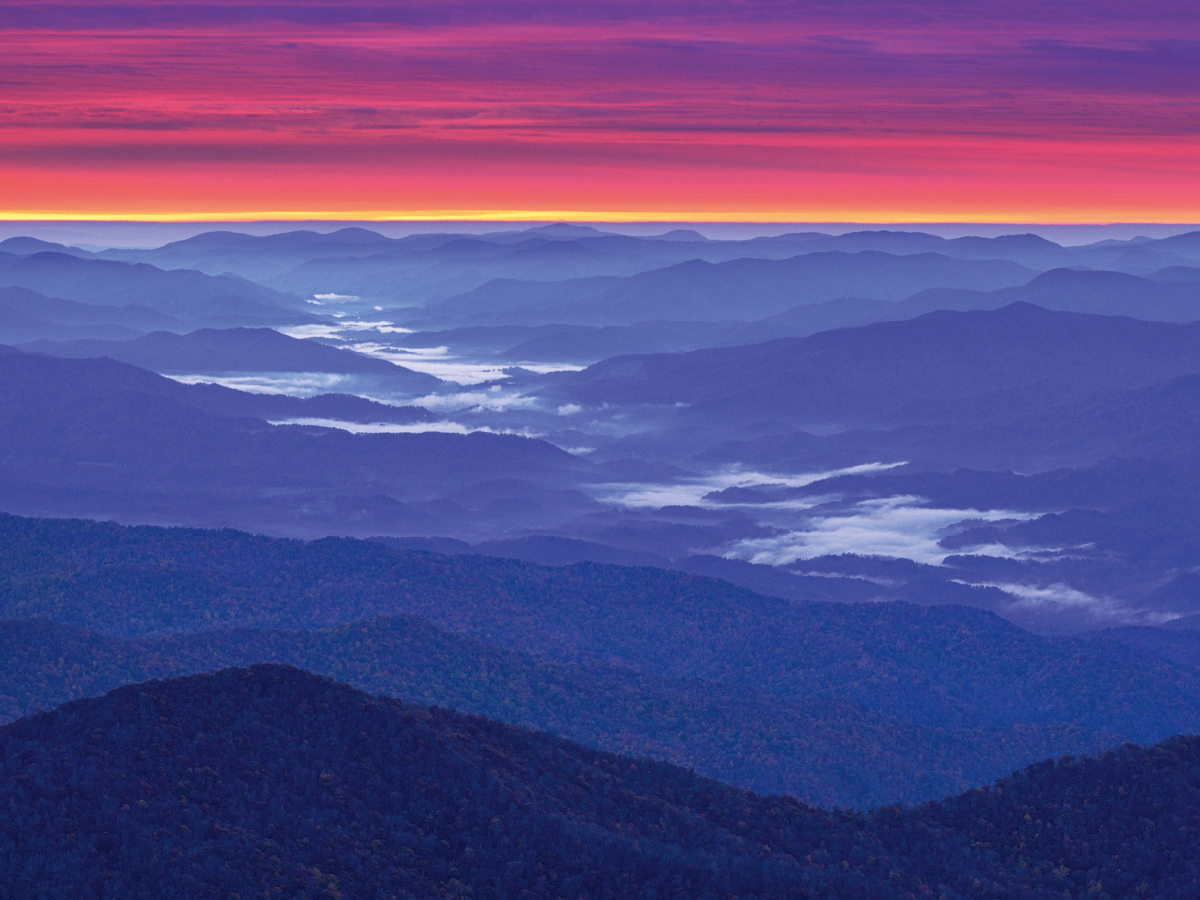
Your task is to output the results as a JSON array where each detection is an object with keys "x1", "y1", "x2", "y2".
[
  {"x1": 5, "y1": 211, "x2": 1200, "y2": 227},
  {"x1": 3, "y1": 2, "x2": 1199, "y2": 222}
]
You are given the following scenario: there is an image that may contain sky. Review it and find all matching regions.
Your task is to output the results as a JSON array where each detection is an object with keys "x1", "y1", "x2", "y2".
[{"x1": 2, "y1": 1, "x2": 1199, "y2": 223}]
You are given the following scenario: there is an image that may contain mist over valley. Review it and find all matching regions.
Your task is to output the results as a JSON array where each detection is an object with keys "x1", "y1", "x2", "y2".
[{"x1": 6, "y1": 221, "x2": 1200, "y2": 895}]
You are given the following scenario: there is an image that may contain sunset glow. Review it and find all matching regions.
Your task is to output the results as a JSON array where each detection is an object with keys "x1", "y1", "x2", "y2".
[{"x1": 4, "y1": 1, "x2": 1199, "y2": 222}]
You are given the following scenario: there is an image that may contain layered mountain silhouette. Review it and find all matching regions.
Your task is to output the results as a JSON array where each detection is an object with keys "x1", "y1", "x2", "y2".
[
  {"x1": 0, "y1": 248, "x2": 311, "y2": 325},
  {"x1": 75, "y1": 225, "x2": 1200, "y2": 309},
  {"x1": 5, "y1": 512, "x2": 1200, "y2": 807},
  {"x1": 9, "y1": 298, "x2": 1200, "y2": 627},
  {"x1": 418, "y1": 251, "x2": 1036, "y2": 326},
  {"x1": 0, "y1": 285, "x2": 180, "y2": 343},
  {"x1": 542, "y1": 303, "x2": 1200, "y2": 433},
  {"x1": 0, "y1": 615, "x2": 1111, "y2": 808},
  {"x1": 900, "y1": 267, "x2": 1200, "y2": 322},
  {"x1": 8, "y1": 223, "x2": 1200, "y2": 896},
  {"x1": 4, "y1": 664, "x2": 1200, "y2": 898},
  {"x1": 0, "y1": 351, "x2": 587, "y2": 537},
  {"x1": 7, "y1": 228, "x2": 1200, "y2": 629},
  {"x1": 368, "y1": 268, "x2": 1200, "y2": 365},
  {"x1": 20, "y1": 326, "x2": 441, "y2": 387}
]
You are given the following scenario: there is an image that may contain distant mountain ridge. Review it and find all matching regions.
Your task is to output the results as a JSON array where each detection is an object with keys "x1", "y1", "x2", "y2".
[
  {"x1": 0, "y1": 248, "x2": 312, "y2": 326},
  {"x1": 0, "y1": 351, "x2": 586, "y2": 537},
  {"x1": 541, "y1": 303, "x2": 1200, "y2": 432},
  {"x1": 8, "y1": 263, "x2": 1199, "y2": 369},
  {"x1": 0, "y1": 285, "x2": 182, "y2": 343},
  {"x1": 900, "y1": 267, "x2": 1200, "y2": 322},
  {"x1": 417, "y1": 250, "x2": 1036, "y2": 326},
  {"x1": 5, "y1": 226, "x2": 1200, "y2": 341},
  {"x1": 370, "y1": 267, "x2": 1200, "y2": 366},
  {"x1": 57, "y1": 224, "x2": 1200, "y2": 300},
  {"x1": 20, "y1": 327, "x2": 441, "y2": 385}
]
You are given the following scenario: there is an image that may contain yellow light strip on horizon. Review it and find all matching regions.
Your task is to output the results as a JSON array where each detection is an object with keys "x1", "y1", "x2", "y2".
[{"x1": 2, "y1": 209, "x2": 1199, "y2": 226}]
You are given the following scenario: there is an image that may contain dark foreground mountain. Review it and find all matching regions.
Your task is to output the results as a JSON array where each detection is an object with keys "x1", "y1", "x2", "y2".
[
  {"x1": 4, "y1": 666, "x2": 1200, "y2": 900},
  {"x1": 0, "y1": 616, "x2": 1118, "y2": 809},
  {"x1": 1090, "y1": 625, "x2": 1200, "y2": 669},
  {"x1": 1, "y1": 665, "x2": 872, "y2": 900},
  {"x1": 7, "y1": 514, "x2": 1200, "y2": 808}
]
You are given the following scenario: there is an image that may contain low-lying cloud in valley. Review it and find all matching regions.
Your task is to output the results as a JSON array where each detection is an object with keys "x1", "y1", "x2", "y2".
[
  {"x1": 268, "y1": 417, "x2": 546, "y2": 439},
  {"x1": 338, "y1": 340, "x2": 585, "y2": 384},
  {"x1": 168, "y1": 372, "x2": 352, "y2": 396},
  {"x1": 595, "y1": 463, "x2": 905, "y2": 510},
  {"x1": 722, "y1": 496, "x2": 1036, "y2": 567}
]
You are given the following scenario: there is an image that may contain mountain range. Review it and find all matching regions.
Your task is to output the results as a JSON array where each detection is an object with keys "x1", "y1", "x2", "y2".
[
  {"x1": 13, "y1": 294, "x2": 1200, "y2": 628},
  {"x1": 337, "y1": 266, "x2": 1200, "y2": 369},
  {"x1": 7, "y1": 222, "x2": 1200, "y2": 894},
  {"x1": 539, "y1": 303, "x2": 1200, "y2": 455},
  {"x1": 0, "y1": 249, "x2": 310, "y2": 325},
  {"x1": 413, "y1": 251, "x2": 1037, "y2": 326},
  {"x1": 20, "y1": 326, "x2": 440, "y2": 388},
  {"x1": 0, "y1": 285, "x2": 180, "y2": 344},
  {"x1": 6, "y1": 512, "x2": 1200, "y2": 808},
  {"x1": 19, "y1": 225, "x2": 1200, "y2": 306},
  {"x1": 4, "y1": 664, "x2": 1200, "y2": 898},
  {"x1": 0, "y1": 351, "x2": 584, "y2": 537}
]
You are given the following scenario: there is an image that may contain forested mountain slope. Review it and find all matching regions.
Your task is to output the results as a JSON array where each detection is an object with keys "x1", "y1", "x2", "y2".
[
  {"x1": 6, "y1": 513, "x2": 1200, "y2": 809},
  {"x1": 3, "y1": 665, "x2": 1200, "y2": 899},
  {"x1": 0, "y1": 616, "x2": 1116, "y2": 809}
]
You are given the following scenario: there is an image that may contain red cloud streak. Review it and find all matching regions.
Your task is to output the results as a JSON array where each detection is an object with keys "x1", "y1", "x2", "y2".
[{"x1": 2, "y1": 1, "x2": 1198, "y2": 221}]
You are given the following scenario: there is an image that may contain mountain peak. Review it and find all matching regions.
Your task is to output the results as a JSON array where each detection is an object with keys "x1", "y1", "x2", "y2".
[
  {"x1": 5, "y1": 663, "x2": 1200, "y2": 899},
  {"x1": 0, "y1": 236, "x2": 85, "y2": 256},
  {"x1": 527, "y1": 223, "x2": 610, "y2": 238}
]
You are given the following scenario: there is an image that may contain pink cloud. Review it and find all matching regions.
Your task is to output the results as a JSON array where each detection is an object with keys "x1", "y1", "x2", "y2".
[{"x1": 2, "y1": 2, "x2": 1197, "y2": 219}]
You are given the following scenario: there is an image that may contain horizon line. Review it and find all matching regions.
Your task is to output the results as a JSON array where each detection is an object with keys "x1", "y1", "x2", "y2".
[{"x1": 4, "y1": 212, "x2": 1200, "y2": 227}]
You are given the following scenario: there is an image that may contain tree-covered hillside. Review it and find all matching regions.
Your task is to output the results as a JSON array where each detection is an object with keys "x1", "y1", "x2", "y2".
[
  {"x1": 2, "y1": 666, "x2": 1199, "y2": 899},
  {"x1": 2, "y1": 514, "x2": 1198, "y2": 739},
  {"x1": 0, "y1": 617, "x2": 1112, "y2": 809},
  {"x1": 5, "y1": 513, "x2": 1200, "y2": 809}
]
